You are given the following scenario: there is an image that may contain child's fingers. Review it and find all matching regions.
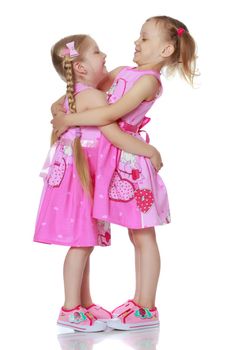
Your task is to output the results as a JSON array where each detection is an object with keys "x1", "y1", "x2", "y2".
[{"x1": 51, "y1": 105, "x2": 65, "y2": 117}]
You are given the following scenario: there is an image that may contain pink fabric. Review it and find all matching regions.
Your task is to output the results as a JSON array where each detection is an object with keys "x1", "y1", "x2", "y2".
[
  {"x1": 34, "y1": 83, "x2": 111, "y2": 247},
  {"x1": 86, "y1": 304, "x2": 112, "y2": 320},
  {"x1": 92, "y1": 67, "x2": 171, "y2": 228}
]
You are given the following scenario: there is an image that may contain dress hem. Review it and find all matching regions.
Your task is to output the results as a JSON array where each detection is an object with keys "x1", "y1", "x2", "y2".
[
  {"x1": 33, "y1": 239, "x2": 110, "y2": 248},
  {"x1": 93, "y1": 217, "x2": 171, "y2": 229}
]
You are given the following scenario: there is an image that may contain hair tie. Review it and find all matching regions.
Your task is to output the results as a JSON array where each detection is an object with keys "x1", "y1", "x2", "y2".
[
  {"x1": 177, "y1": 27, "x2": 185, "y2": 37},
  {"x1": 61, "y1": 41, "x2": 79, "y2": 57}
]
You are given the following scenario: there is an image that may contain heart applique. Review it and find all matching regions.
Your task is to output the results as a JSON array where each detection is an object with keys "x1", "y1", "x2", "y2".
[
  {"x1": 134, "y1": 188, "x2": 154, "y2": 213},
  {"x1": 48, "y1": 158, "x2": 66, "y2": 187},
  {"x1": 109, "y1": 171, "x2": 134, "y2": 202}
]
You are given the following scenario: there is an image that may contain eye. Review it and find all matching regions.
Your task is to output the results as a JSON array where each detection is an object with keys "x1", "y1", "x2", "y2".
[{"x1": 142, "y1": 38, "x2": 147, "y2": 41}]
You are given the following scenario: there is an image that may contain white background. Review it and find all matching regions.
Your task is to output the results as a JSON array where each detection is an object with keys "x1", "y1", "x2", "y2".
[{"x1": 1, "y1": 0, "x2": 233, "y2": 349}]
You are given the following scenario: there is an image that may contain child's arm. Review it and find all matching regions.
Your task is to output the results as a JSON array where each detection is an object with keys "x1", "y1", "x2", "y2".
[
  {"x1": 51, "y1": 75, "x2": 159, "y2": 129},
  {"x1": 50, "y1": 67, "x2": 125, "y2": 117},
  {"x1": 73, "y1": 89, "x2": 162, "y2": 169},
  {"x1": 100, "y1": 123, "x2": 163, "y2": 170}
]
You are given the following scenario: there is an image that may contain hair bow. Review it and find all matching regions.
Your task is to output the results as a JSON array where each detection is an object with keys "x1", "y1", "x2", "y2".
[{"x1": 61, "y1": 41, "x2": 79, "y2": 57}]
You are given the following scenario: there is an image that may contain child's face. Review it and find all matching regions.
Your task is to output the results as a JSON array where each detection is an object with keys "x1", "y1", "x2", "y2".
[
  {"x1": 82, "y1": 38, "x2": 108, "y2": 84},
  {"x1": 133, "y1": 20, "x2": 168, "y2": 66}
]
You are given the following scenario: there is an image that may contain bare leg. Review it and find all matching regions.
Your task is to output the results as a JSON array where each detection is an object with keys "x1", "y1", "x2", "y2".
[
  {"x1": 81, "y1": 256, "x2": 94, "y2": 307},
  {"x1": 131, "y1": 227, "x2": 160, "y2": 309},
  {"x1": 63, "y1": 246, "x2": 94, "y2": 309},
  {"x1": 128, "y1": 229, "x2": 140, "y2": 303}
]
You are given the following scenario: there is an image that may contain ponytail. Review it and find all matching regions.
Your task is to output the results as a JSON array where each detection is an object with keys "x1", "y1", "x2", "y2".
[{"x1": 147, "y1": 16, "x2": 198, "y2": 85}]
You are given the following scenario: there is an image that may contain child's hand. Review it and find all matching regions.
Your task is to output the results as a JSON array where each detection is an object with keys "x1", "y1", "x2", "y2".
[
  {"x1": 51, "y1": 112, "x2": 69, "y2": 137},
  {"x1": 150, "y1": 150, "x2": 163, "y2": 172},
  {"x1": 51, "y1": 96, "x2": 66, "y2": 117},
  {"x1": 54, "y1": 126, "x2": 69, "y2": 138}
]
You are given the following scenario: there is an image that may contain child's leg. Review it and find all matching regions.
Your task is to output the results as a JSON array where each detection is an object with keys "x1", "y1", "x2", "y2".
[
  {"x1": 131, "y1": 227, "x2": 160, "y2": 308},
  {"x1": 63, "y1": 246, "x2": 94, "y2": 309},
  {"x1": 80, "y1": 256, "x2": 93, "y2": 307},
  {"x1": 128, "y1": 229, "x2": 140, "y2": 303}
]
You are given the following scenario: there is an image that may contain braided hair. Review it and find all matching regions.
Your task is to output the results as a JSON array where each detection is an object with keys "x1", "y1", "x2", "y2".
[{"x1": 51, "y1": 35, "x2": 93, "y2": 195}]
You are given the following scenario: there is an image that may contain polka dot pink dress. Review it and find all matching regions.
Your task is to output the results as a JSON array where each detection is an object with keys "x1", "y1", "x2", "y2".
[
  {"x1": 34, "y1": 83, "x2": 111, "y2": 247},
  {"x1": 92, "y1": 67, "x2": 171, "y2": 229}
]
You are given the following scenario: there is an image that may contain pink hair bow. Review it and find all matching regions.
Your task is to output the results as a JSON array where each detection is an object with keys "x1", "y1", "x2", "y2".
[
  {"x1": 177, "y1": 27, "x2": 185, "y2": 37},
  {"x1": 61, "y1": 41, "x2": 79, "y2": 57}
]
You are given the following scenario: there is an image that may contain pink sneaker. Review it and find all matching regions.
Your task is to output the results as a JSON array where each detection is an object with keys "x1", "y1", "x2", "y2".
[
  {"x1": 57, "y1": 305, "x2": 106, "y2": 332},
  {"x1": 112, "y1": 299, "x2": 139, "y2": 317},
  {"x1": 86, "y1": 304, "x2": 112, "y2": 322},
  {"x1": 107, "y1": 305, "x2": 160, "y2": 330}
]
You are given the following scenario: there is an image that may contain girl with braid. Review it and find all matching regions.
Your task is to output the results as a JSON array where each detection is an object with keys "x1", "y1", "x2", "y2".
[
  {"x1": 52, "y1": 16, "x2": 197, "y2": 331},
  {"x1": 34, "y1": 34, "x2": 163, "y2": 332}
]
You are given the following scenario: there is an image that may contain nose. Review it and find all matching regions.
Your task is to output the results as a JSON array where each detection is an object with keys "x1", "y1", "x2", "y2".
[
  {"x1": 102, "y1": 52, "x2": 107, "y2": 59},
  {"x1": 134, "y1": 38, "x2": 139, "y2": 45}
]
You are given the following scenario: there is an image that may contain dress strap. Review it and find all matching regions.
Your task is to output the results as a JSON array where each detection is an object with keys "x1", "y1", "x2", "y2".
[
  {"x1": 63, "y1": 83, "x2": 93, "y2": 111},
  {"x1": 74, "y1": 82, "x2": 93, "y2": 96},
  {"x1": 128, "y1": 67, "x2": 161, "y2": 80}
]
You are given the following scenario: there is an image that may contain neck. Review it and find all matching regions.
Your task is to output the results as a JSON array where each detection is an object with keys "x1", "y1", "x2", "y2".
[
  {"x1": 75, "y1": 75, "x2": 98, "y2": 88},
  {"x1": 136, "y1": 63, "x2": 163, "y2": 72}
]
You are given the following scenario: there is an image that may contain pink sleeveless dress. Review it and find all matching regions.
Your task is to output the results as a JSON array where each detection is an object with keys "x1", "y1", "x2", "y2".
[
  {"x1": 92, "y1": 67, "x2": 171, "y2": 229},
  {"x1": 34, "y1": 83, "x2": 111, "y2": 247}
]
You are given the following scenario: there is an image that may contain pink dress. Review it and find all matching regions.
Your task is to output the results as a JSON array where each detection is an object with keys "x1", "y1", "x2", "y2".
[
  {"x1": 34, "y1": 83, "x2": 111, "y2": 247},
  {"x1": 92, "y1": 67, "x2": 171, "y2": 229}
]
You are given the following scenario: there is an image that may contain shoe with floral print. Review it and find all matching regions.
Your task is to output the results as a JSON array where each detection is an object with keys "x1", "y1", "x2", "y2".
[
  {"x1": 107, "y1": 305, "x2": 159, "y2": 330},
  {"x1": 57, "y1": 305, "x2": 107, "y2": 332},
  {"x1": 111, "y1": 299, "x2": 139, "y2": 318},
  {"x1": 85, "y1": 304, "x2": 112, "y2": 322}
]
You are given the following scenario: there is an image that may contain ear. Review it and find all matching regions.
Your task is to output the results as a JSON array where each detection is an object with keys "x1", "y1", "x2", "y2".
[
  {"x1": 161, "y1": 44, "x2": 175, "y2": 58},
  {"x1": 73, "y1": 61, "x2": 87, "y2": 75}
]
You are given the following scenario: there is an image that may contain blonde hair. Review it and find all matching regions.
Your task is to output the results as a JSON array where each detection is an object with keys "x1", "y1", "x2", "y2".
[
  {"x1": 51, "y1": 35, "x2": 93, "y2": 196},
  {"x1": 147, "y1": 16, "x2": 198, "y2": 85}
]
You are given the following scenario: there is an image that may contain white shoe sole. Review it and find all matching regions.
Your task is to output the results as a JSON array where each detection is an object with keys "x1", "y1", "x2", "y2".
[
  {"x1": 57, "y1": 320, "x2": 107, "y2": 332},
  {"x1": 107, "y1": 318, "x2": 160, "y2": 331}
]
